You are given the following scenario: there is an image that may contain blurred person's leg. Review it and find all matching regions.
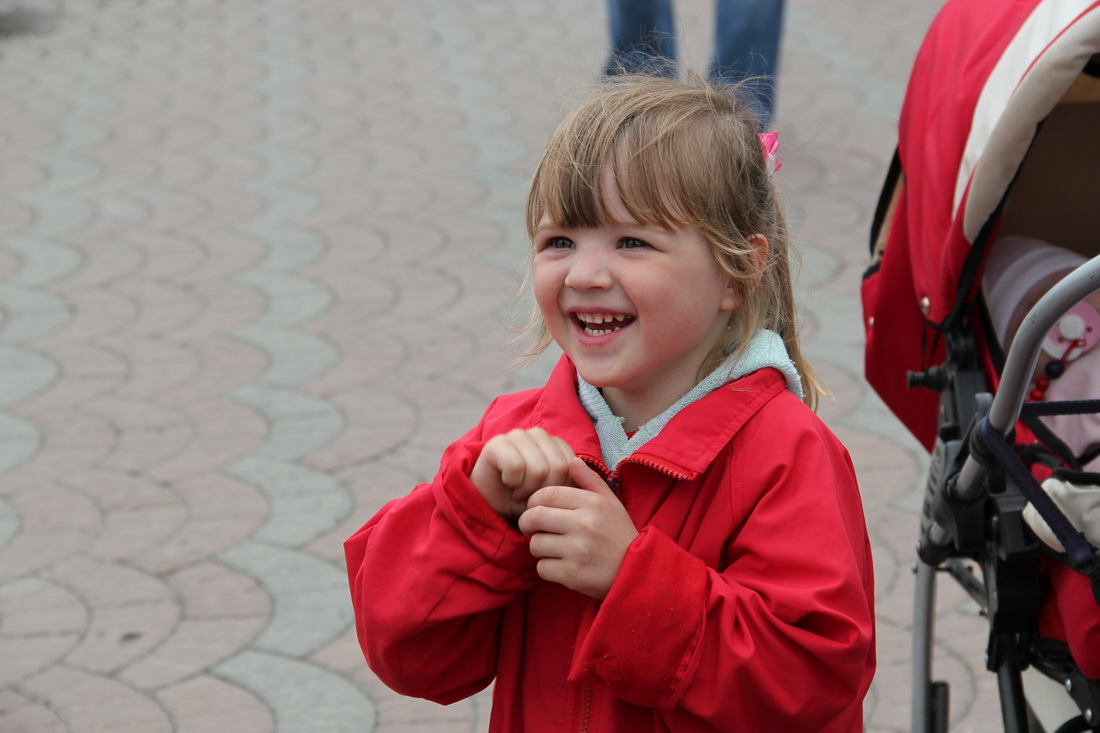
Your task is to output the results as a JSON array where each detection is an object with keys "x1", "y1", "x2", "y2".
[
  {"x1": 711, "y1": 0, "x2": 785, "y2": 125},
  {"x1": 605, "y1": 0, "x2": 678, "y2": 77}
]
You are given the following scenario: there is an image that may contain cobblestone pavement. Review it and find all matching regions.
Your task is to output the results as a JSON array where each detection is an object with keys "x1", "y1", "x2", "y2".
[{"x1": 0, "y1": 1, "x2": 1012, "y2": 731}]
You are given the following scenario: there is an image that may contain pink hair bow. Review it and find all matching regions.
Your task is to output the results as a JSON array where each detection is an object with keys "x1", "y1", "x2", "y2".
[{"x1": 758, "y1": 132, "x2": 782, "y2": 174}]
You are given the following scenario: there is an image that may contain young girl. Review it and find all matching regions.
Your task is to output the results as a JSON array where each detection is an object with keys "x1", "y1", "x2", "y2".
[{"x1": 345, "y1": 75, "x2": 876, "y2": 732}]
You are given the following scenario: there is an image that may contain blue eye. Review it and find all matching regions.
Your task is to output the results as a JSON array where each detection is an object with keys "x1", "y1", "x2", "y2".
[{"x1": 620, "y1": 237, "x2": 650, "y2": 249}]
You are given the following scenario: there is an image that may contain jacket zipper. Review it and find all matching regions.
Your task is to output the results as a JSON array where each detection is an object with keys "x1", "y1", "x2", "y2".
[
  {"x1": 581, "y1": 455, "x2": 688, "y2": 483},
  {"x1": 617, "y1": 455, "x2": 691, "y2": 482},
  {"x1": 578, "y1": 682, "x2": 592, "y2": 733},
  {"x1": 574, "y1": 456, "x2": 687, "y2": 732},
  {"x1": 603, "y1": 459, "x2": 691, "y2": 495},
  {"x1": 580, "y1": 453, "x2": 690, "y2": 492}
]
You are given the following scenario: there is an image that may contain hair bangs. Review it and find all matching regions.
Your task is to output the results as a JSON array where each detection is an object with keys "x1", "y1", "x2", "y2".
[
  {"x1": 526, "y1": 104, "x2": 617, "y2": 235},
  {"x1": 615, "y1": 95, "x2": 759, "y2": 237},
  {"x1": 527, "y1": 96, "x2": 715, "y2": 234},
  {"x1": 605, "y1": 128, "x2": 699, "y2": 232}
]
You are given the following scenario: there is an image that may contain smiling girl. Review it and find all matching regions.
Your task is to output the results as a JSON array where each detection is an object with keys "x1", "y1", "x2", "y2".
[{"x1": 345, "y1": 75, "x2": 875, "y2": 732}]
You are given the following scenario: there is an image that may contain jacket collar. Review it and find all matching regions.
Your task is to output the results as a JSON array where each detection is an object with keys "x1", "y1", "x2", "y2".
[
  {"x1": 531, "y1": 355, "x2": 790, "y2": 479},
  {"x1": 578, "y1": 330, "x2": 801, "y2": 471}
]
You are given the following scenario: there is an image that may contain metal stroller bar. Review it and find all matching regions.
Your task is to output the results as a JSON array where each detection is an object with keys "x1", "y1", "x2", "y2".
[{"x1": 931, "y1": 254, "x2": 1100, "y2": 547}]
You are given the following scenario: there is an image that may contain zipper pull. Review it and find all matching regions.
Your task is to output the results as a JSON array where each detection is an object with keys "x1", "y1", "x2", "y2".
[{"x1": 606, "y1": 474, "x2": 621, "y2": 494}]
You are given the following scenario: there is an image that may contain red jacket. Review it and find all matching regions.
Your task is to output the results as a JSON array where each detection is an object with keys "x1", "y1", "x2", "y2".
[{"x1": 345, "y1": 357, "x2": 876, "y2": 732}]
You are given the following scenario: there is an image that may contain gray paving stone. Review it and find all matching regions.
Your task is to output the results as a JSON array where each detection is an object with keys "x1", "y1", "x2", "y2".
[
  {"x1": 0, "y1": 496, "x2": 17, "y2": 549},
  {"x1": 0, "y1": 689, "x2": 67, "y2": 733},
  {"x1": 3, "y1": 237, "x2": 82, "y2": 288},
  {"x1": 233, "y1": 272, "x2": 333, "y2": 325},
  {"x1": 227, "y1": 456, "x2": 349, "y2": 547},
  {"x1": 217, "y1": 540, "x2": 348, "y2": 659},
  {"x1": 234, "y1": 325, "x2": 340, "y2": 386},
  {"x1": 214, "y1": 650, "x2": 375, "y2": 733},
  {"x1": 156, "y1": 673, "x2": 275, "y2": 733},
  {"x1": 231, "y1": 386, "x2": 344, "y2": 459},
  {"x1": 0, "y1": 287, "x2": 71, "y2": 344},
  {"x1": 0, "y1": 347, "x2": 56, "y2": 407},
  {"x1": 18, "y1": 666, "x2": 174, "y2": 733}
]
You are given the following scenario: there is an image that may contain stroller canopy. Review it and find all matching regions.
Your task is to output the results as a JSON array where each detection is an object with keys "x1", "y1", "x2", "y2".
[{"x1": 863, "y1": 0, "x2": 1100, "y2": 448}]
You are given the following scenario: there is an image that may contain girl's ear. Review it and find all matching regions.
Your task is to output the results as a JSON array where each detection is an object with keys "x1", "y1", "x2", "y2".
[
  {"x1": 747, "y1": 234, "x2": 769, "y2": 282},
  {"x1": 719, "y1": 234, "x2": 769, "y2": 311}
]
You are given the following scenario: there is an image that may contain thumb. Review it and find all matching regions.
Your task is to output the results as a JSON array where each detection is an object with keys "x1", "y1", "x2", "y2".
[{"x1": 569, "y1": 457, "x2": 614, "y2": 496}]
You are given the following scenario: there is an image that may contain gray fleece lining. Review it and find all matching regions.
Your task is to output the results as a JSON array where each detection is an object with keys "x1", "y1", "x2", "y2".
[{"x1": 577, "y1": 329, "x2": 802, "y2": 471}]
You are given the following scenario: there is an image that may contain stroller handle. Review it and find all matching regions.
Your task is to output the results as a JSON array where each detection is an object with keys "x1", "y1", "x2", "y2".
[{"x1": 953, "y1": 254, "x2": 1100, "y2": 506}]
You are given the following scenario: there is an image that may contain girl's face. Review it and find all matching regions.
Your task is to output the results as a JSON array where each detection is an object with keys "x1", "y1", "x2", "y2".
[{"x1": 532, "y1": 182, "x2": 739, "y2": 428}]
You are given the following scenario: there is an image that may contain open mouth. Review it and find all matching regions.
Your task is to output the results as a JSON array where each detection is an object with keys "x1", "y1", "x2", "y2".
[{"x1": 574, "y1": 313, "x2": 636, "y2": 337}]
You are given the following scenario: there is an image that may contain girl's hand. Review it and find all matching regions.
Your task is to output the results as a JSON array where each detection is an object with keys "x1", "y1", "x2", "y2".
[
  {"x1": 518, "y1": 457, "x2": 638, "y2": 599},
  {"x1": 469, "y1": 428, "x2": 576, "y2": 521}
]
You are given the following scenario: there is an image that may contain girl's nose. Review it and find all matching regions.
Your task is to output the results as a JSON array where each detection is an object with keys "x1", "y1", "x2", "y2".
[{"x1": 563, "y1": 246, "x2": 613, "y2": 290}]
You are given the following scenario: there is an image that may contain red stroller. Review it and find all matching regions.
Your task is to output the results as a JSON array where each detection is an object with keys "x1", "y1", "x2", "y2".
[{"x1": 862, "y1": 0, "x2": 1100, "y2": 731}]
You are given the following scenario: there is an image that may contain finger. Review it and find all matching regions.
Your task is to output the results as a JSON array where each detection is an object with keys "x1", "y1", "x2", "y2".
[
  {"x1": 510, "y1": 432, "x2": 573, "y2": 500},
  {"x1": 490, "y1": 435, "x2": 531, "y2": 491},
  {"x1": 551, "y1": 437, "x2": 577, "y2": 485},
  {"x1": 529, "y1": 431, "x2": 575, "y2": 487},
  {"x1": 525, "y1": 484, "x2": 591, "y2": 511},
  {"x1": 534, "y1": 557, "x2": 567, "y2": 587},
  {"x1": 569, "y1": 457, "x2": 615, "y2": 497},
  {"x1": 517, "y1": 503, "x2": 576, "y2": 537},
  {"x1": 492, "y1": 429, "x2": 553, "y2": 496},
  {"x1": 526, "y1": 529, "x2": 569, "y2": 558},
  {"x1": 532, "y1": 435, "x2": 574, "y2": 492}
]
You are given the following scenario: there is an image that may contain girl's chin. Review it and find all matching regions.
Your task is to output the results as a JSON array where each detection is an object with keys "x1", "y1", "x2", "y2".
[{"x1": 571, "y1": 363, "x2": 630, "y2": 391}]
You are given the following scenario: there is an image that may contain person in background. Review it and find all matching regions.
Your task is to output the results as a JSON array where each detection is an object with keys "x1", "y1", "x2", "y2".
[{"x1": 604, "y1": 0, "x2": 785, "y2": 125}]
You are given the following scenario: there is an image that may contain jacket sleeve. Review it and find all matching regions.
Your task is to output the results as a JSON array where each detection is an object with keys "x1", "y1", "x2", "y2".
[
  {"x1": 570, "y1": 416, "x2": 875, "y2": 731},
  {"x1": 343, "y1": 414, "x2": 538, "y2": 704}
]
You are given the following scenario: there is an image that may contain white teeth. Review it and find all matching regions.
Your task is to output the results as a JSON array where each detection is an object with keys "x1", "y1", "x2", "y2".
[
  {"x1": 577, "y1": 313, "x2": 628, "y2": 324},
  {"x1": 575, "y1": 312, "x2": 633, "y2": 336}
]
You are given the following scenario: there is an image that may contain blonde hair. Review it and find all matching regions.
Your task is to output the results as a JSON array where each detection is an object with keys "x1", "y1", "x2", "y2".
[{"x1": 518, "y1": 74, "x2": 825, "y2": 408}]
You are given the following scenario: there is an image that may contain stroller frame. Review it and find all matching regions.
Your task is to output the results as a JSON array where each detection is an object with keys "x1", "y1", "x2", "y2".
[{"x1": 911, "y1": 257, "x2": 1100, "y2": 733}]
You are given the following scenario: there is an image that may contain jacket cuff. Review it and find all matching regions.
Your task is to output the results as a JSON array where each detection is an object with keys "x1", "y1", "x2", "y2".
[
  {"x1": 435, "y1": 441, "x2": 535, "y2": 574},
  {"x1": 570, "y1": 527, "x2": 707, "y2": 707}
]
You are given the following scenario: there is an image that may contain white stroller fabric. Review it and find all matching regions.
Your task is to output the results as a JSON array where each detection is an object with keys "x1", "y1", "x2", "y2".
[{"x1": 1023, "y1": 477, "x2": 1100, "y2": 553}]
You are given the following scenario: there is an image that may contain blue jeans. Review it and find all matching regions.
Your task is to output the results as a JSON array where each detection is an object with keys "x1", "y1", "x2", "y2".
[{"x1": 604, "y1": 0, "x2": 785, "y2": 125}]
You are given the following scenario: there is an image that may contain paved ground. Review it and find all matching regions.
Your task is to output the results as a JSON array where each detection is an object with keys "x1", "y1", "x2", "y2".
[{"x1": 0, "y1": 0, "x2": 1014, "y2": 731}]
